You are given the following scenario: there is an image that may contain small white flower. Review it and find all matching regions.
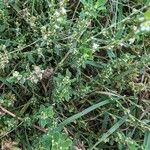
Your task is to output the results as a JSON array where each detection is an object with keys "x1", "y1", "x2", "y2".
[
  {"x1": 34, "y1": 66, "x2": 42, "y2": 73},
  {"x1": 30, "y1": 76, "x2": 39, "y2": 84},
  {"x1": 102, "y1": 30, "x2": 107, "y2": 36},
  {"x1": 56, "y1": 17, "x2": 63, "y2": 22},
  {"x1": 2, "y1": 45, "x2": 6, "y2": 50},
  {"x1": 133, "y1": 26, "x2": 137, "y2": 31},
  {"x1": 54, "y1": 11, "x2": 60, "y2": 17},
  {"x1": 59, "y1": 0, "x2": 65, "y2": 6},
  {"x1": 37, "y1": 48, "x2": 43, "y2": 56},
  {"x1": 108, "y1": 45, "x2": 114, "y2": 50},
  {"x1": 135, "y1": 29, "x2": 140, "y2": 34},
  {"x1": 52, "y1": 140, "x2": 54, "y2": 143},
  {"x1": 93, "y1": 43, "x2": 99, "y2": 49},
  {"x1": 140, "y1": 26, "x2": 150, "y2": 32},
  {"x1": 72, "y1": 49, "x2": 78, "y2": 54},
  {"x1": 60, "y1": 7, "x2": 66, "y2": 15},
  {"x1": 119, "y1": 42, "x2": 124, "y2": 47},
  {"x1": 129, "y1": 38, "x2": 135, "y2": 44},
  {"x1": 54, "y1": 24, "x2": 59, "y2": 29},
  {"x1": 140, "y1": 26, "x2": 145, "y2": 31},
  {"x1": 140, "y1": 21, "x2": 150, "y2": 32},
  {"x1": 41, "y1": 26, "x2": 46, "y2": 32},
  {"x1": 43, "y1": 34, "x2": 48, "y2": 40},
  {"x1": 133, "y1": 8, "x2": 138, "y2": 13},
  {"x1": 28, "y1": 66, "x2": 44, "y2": 84},
  {"x1": 13, "y1": 71, "x2": 19, "y2": 77},
  {"x1": 138, "y1": 17, "x2": 144, "y2": 22},
  {"x1": 13, "y1": 71, "x2": 22, "y2": 81}
]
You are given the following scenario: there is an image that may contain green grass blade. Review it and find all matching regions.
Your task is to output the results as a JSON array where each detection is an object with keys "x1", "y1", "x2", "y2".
[
  {"x1": 57, "y1": 100, "x2": 110, "y2": 130},
  {"x1": 90, "y1": 115, "x2": 128, "y2": 150},
  {"x1": 102, "y1": 113, "x2": 109, "y2": 130},
  {"x1": 86, "y1": 60, "x2": 105, "y2": 68},
  {"x1": 144, "y1": 131, "x2": 150, "y2": 150}
]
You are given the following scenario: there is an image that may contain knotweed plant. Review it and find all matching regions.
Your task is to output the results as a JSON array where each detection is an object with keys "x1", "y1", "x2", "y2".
[{"x1": 0, "y1": 0, "x2": 150, "y2": 150}]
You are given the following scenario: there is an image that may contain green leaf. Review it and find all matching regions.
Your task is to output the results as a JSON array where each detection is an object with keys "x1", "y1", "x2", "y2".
[
  {"x1": 102, "y1": 113, "x2": 109, "y2": 130},
  {"x1": 0, "y1": 25, "x2": 6, "y2": 33},
  {"x1": 12, "y1": 147, "x2": 21, "y2": 150},
  {"x1": 80, "y1": 0, "x2": 88, "y2": 6},
  {"x1": 57, "y1": 99, "x2": 110, "y2": 130},
  {"x1": 37, "y1": 105, "x2": 54, "y2": 128},
  {"x1": 0, "y1": 0, "x2": 5, "y2": 9},
  {"x1": 95, "y1": 0, "x2": 106, "y2": 9},
  {"x1": 146, "y1": 0, "x2": 150, "y2": 5},
  {"x1": 128, "y1": 143, "x2": 138, "y2": 150},
  {"x1": 80, "y1": 47, "x2": 92, "y2": 57},
  {"x1": 90, "y1": 115, "x2": 128, "y2": 150},
  {"x1": 51, "y1": 131, "x2": 72, "y2": 150},
  {"x1": 144, "y1": 9, "x2": 150, "y2": 20},
  {"x1": 107, "y1": 49, "x2": 116, "y2": 59},
  {"x1": 86, "y1": 60, "x2": 105, "y2": 68},
  {"x1": 0, "y1": 77, "x2": 21, "y2": 100},
  {"x1": 27, "y1": 53, "x2": 35, "y2": 64}
]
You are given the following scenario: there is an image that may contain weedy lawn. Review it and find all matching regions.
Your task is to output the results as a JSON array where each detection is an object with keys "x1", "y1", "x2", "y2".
[{"x1": 0, "y1": 0, "x2": 150, "y2": 150}]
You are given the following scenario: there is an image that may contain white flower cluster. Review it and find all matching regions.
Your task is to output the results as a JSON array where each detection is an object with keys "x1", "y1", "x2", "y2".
[
  {"x1": 13, "y1": 71, "x2": 24, "y2": 82},
  {"x1": 92, "y1": 43, "x2": 99, "y2": 52},
  {"x1": 28, "y1": 66, "x2": 44, "y2": 84},
  {"x1": 54, "y1": 8, "x2": 66, "y2": 23},
  {"x1": 41, "y1": 111, "x2": 49, "y2": 119},
  {"x1": 0, "y1": 45, "x2": 9, "y2": 69},
  {"x1": 41, "y1": 26, "x2": 50, "y2": 40},
  {"x1": 128, "y1": 38, "x2": 135, "y2": 44},
  {"x1": 140, "y1": 20, "x2": 150, "y2": 32},
  {"x1": 11, "y1": 66, "x2": 44, "y2": 84},
  {"x1": 53, "y1": 2, "x2": 66, "y2": 26},
  {"x1": 59, "y1": 0, "x2": 66, "y2": 15}
]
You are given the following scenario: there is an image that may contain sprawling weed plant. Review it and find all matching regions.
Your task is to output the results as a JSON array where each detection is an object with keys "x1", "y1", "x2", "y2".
[{"x1": 0, "y1": 0, "x2": 150, "y2": 149}]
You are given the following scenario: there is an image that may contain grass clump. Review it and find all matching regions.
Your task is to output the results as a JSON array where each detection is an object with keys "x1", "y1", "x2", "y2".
[{"x1": 0, "y1": 0, "x2": 150, "y2": 149}]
